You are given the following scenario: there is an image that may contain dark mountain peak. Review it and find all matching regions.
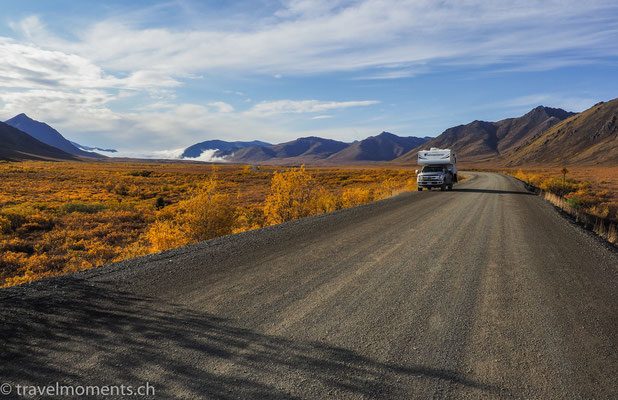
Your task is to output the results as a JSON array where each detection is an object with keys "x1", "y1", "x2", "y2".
[
  {"x1": 4, "y1": 114, "x2": 104, "y2": 158},
  {"x1": 295, "y1": 136, "x2": 345, "y2": 144},
  {"x1": 525, "y1": 105, "x2": 575, "y2": 121},
  {"x1": 469, "y1": 120, "x2": 493, "y2": 127},
  {"x1": 376, "y1": 131, "x2": 396, "y2": 138},
  {"x1": 0, "y1": 121, "x2": 77, "y2": 161},
  {"x1": 6, "y1": 113, "x2": 50, "y2": 128}
]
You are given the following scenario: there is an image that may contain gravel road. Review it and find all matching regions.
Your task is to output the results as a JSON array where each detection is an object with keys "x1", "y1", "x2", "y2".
[{"x1": 1, "y1": 172, "x2": 616, "y2": 399}]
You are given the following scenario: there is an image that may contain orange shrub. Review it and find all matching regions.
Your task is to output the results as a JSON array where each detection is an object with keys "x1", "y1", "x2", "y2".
[
  {"x1": 342, "y1": 187, "x2": 374, "y2": 207},
  {"x1": 146, "y1": 219, "x2": 188, "y2": 252},
  {"x1": 232, "y1": 207, "x2": 264, "y2": 234},
  {"x1": 263, "y1": 166, "x2": 320, "y2": 225},
  {"x1": 179, "y1": 178, "x2": 236, "y2": 241},
  {"x1": 312, "y1": 187, "x2": 339, "y2": 214},
  {"x1": 146, "y1": 177, "x2": 235, "y2": 251}
]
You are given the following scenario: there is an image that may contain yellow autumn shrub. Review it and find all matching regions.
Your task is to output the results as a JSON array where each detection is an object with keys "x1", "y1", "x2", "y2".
[
  {"x1": 263, "y1": 166, "x2": 319, "y2": 225},
  {"x1": 179, "y1": 178, "x2": 236, "y2": 241},
  {"x1": 146, "y1": 177, "x2": 235, "y2": 251},
  {"x1": 146, "y1": 219, "x2": 188, "y2": 252},
  {"x1": 341, "y1": 187, "x2": 373, "y2": 207}
]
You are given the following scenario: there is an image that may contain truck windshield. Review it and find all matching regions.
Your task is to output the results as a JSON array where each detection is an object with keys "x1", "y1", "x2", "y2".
[{"x1": 421, "y1": 166, "x2": 444, "y2": 173}]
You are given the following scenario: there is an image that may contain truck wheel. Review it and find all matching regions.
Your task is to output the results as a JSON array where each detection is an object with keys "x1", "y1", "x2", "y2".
[
  {"x1": 440, "y1": 183, "x2": 446, "y2": 191},
  {"x1": 417, "y1": 187, "x2": 423, "y2": 191}
]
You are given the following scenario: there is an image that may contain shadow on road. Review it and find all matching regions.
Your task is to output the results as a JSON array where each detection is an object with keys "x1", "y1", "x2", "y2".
[
  {"x1": 1, "y1": 278, "x2": 507, "y2": 398},
  {"x1": 452, "y1": 188, "x2": 534, "y2": 195}
]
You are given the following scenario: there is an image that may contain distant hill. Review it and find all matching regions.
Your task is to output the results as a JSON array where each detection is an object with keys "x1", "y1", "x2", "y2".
[
  {"x1": 503, "y1": 98, "x2": 618, "y2": 166},
  {"x1": 395, "y1": 106, "x2": 575, "y2": 163},
  {"x1": 223, "y1": 137, "x2": 349, "y2": 163},
  {"x1": 327, "y1": 132, "x2": 429, "y2": 163},
  {"x1": 0, "y1": 121, "x2": 78, "y2": 161},
  {"x1": 4, "y1": 114, "x2": 104, "y2": 158},
  {"x1": 181, "y1": 140, "x2": 271, "y2": 159}
]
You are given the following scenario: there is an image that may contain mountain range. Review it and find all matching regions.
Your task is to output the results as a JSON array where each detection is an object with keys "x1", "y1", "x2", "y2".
[
  {"x1": 394, "y1": 106, "x2": 576, "y2": 163},
  {"x1": 214, "y1": 136, "x2": 351, "y2": 163},
  {"x1": 183, "y1": 132, "x2": 431, "y2": 164},
  {"x1": 2, "y1": 98, "x2": 616, "y2": 165}
]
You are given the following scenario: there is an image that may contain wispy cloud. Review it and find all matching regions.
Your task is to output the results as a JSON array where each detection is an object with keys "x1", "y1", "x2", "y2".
[
  {"x1": 247, "y1": 100, "x2": 379, "y2": 117},
  {"x1": 9, "y1": 1, "x2": 618, "y2": 80}
]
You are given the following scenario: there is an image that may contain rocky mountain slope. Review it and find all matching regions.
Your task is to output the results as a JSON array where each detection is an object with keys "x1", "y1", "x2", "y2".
[{"x1": 503, "y1": 99, "x2": 618, "y2": 166}]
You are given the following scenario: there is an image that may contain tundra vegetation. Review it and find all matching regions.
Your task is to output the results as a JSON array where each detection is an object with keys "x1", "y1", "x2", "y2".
[
  {"x1": 0, "y1": 162, "x2": 417, "y2": 287},
  {"x1": 506, "y1": 167, "x2": 618, "y2": 220},
  {"x1": 503, "y1": 166, "x2": 617, "y2": 244}
]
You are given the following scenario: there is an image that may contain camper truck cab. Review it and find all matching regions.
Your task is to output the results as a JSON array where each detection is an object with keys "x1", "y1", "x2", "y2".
[{"x1": 416, "y1": 148, "x2": 458, "y2": 191}]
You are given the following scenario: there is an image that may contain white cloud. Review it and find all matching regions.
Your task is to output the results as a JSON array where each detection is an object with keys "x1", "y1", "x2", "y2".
[
  {"x1": 0, "y1": 38, "x2": 181, "y2": 90},
  {"x1": 8, "y1": 1, "x2": 618, "y2": 80},
  {"x1": 247, "y1": 100, "x2": 379, "y2": 117},
  {"x1": 108, "y1": 147, "x2": 227, "y2": 162},
  {"x1": 182, "y1": 149, "x2": 228, "y2": 163},
  {"x1": 208, "y1": 101, "x2": 234, "y2": 113},
  {"x1": 312, "y1": 115, "x2": 334, "y2": 119}
]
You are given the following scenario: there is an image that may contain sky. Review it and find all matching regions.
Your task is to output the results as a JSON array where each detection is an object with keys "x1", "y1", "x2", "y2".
[{"x1": 1, "y1": 0, "x2": 617, "y2": 158}]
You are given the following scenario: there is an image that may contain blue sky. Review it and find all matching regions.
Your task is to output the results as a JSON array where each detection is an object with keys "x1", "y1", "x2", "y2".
[{"x1": 1, "y1": 0, "x2": 617, "y2": 158}]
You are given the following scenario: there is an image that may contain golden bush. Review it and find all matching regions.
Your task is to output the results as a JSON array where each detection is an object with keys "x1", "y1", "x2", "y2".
[
  {"x1": 312, "y1": 187, "x2": 339, "y2": 214},
  {"x1": 146, "y1": 219, "x2": 188, "y2": 252},
  {"x1": 263, "y1": 166, "x2": 319, "y2": 225},
  {"x1": 179, "y1": 178, "x2": 236, "y2": 241},
  {"x1": 342, "y1": 187, "x2": 374, "y2": 207},
  {"x1": 145, "y1": 177, "x2": 235, "y2": 251},
  {"x1": 232, "y1": 207, "x2": 264, "y2": 234}
]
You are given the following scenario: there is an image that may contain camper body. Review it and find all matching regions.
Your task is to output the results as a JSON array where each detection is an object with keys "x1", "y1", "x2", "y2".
[{"x1": 416, "y1": 148, "x2": 458, "y2": 191}]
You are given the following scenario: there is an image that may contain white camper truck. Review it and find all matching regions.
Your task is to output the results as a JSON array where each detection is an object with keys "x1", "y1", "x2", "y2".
[{"x1": 416, "y1": 148, "x2": 458, "y2": 191}]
